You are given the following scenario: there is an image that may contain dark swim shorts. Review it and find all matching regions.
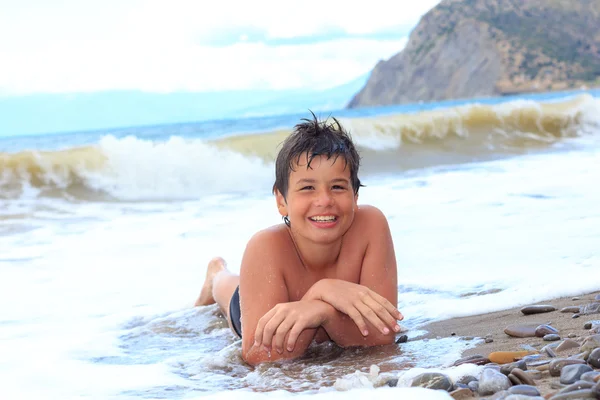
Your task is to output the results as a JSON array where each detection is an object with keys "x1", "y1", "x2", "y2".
[{"x1": 229, "y1": 286, "x2": 242, "y2": 338}]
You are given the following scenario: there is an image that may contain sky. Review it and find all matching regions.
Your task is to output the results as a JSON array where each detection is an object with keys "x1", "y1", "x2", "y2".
[{"x1": 0, "y1": 0, "x2": 441, "y2": 96}]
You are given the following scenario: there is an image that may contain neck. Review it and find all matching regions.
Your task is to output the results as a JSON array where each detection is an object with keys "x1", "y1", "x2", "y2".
[{"x1": 288, "y1": 229, "x2": 342, "y2": 271}]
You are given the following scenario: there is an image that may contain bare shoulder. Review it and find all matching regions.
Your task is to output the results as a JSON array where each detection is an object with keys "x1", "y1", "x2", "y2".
[
  {"x1": 241, "y1": 224, "x2": 291, "y2": 270},
  {"x1": 352, "y1": 205, "x2": 390, "y2": 232}
]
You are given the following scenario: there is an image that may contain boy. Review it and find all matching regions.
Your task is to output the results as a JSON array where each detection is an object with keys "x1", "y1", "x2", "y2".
[{"x1": 194, "y1": 114, "x2": 403, "y2": 366}]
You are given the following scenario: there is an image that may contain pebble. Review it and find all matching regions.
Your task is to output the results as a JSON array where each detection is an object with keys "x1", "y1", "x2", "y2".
[
  {"x1": 385, "y1": 378, "x2": 398, "y2": 387},
  {"x1": 467, "y1": 380, "x2": 478, "y2": 393},
  {"x1": 505, "y1": 395, "x2": 544, "y2": 400},
  {"x1": 500, "y1": 360, "x2": 527, "y2": 376},
  {"x1": 395, "y1": 334, "x2": 408, "y2": 344},
  {"x1": 548, "y1": 389, "x2": 595, "y2": 399},
  {"x1": 573, "y1": 297, "x2": 581, "y2": 301},
  {"x1": 596, "y1": 294, "x2": 600, "y2": 301},
  {"x1": 486, "y1": 337, "x2": 494, "y2": 343},
  {"x1": 478, "y1": 368, "x2": 512, "y2": 396},
  {"x1": 456, "y1": 375, "x2": 478, "y2": 386},
  {"x1": 507, "y1": 384, "x2": 541, "y2": 396},
  {"x1": 556, "y1": 339, "x2": 580, "y2": 352},
  {"x1": 510, "y1": 368, "x2": 535, "y2": 386},
  {"x1": 410, "y1": 372, "x2": 453, "y2": 391},
  {"x1": 525, "y1": 370, "x2": 543, "y2": 380},
  {"x1": 580, "y1": 303, "x2": 600, "y2": 315},
  {"x1": 580, "y1": 334, "x2": 600, "y2": 353},
  {"x1": 489, "y1": 351, "x2": 531, "y2": 364},
  {"x1": 449, "y1": 387, "x2": 474, "y2": 399},
  {"x1": 536, "y1": 324, "x2": 559, "y2": 337},
  {"x1": 572, "y1": 314, "x2": 580, "y2": 319},
  {"x1": 583, "y1": 320, "x2": 600, "y2": 330},
  {"x1": 580, "y1": 371, "x2": 600, "y2": 383},
  {"x1": 560, "y1": 364, "x2": 593, "y2": 384},
  {"x1": 521, "y1": 305, "x2": 557, "y2": 315},
  {"x1": 504, "y1": 324, "x2": 538, "y2": 338},
  {"x1": 549, "y1": 358, "x2": 587, "y2": 377},
  {"x1": 453, "y1": 354, "x2": 490, "y2": 366},
  {"x1": 558, "y1": 380, "x2": 595, "y2": 393},
  {"x1": 544, "y1": 334, "x2": 561, "y2": 341},
  {"x1": 568, "y1": 333, "x2": 577, "y2": 338},
  {"x1": 561, "y1": 306, "x2": 581, "y2": 313},
  {"x1": 587, "y1": 347, "x2": 600, "y2": 368},
  {"x1": 593, "y1": 382, "x2": 600, "y2": 398}
]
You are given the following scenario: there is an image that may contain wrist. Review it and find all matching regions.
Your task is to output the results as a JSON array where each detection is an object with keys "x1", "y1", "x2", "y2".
[{"x1": 302, "y1": 278, "x2": 329, "y2": 301}]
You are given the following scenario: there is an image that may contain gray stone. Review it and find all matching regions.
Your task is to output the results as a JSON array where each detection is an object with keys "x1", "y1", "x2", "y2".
[
  {"x1": 583, "y1": 320, "x2": 600, "y2": 330},
  {"x1": 562, "y1": 306, "x2": 582, "y2": 313},
  {"x1": 560, "y1": 364, "x2": 594, "y2": 384},
  {"x1": 395, "y1": 334, "x2": 408, "y2": 344},
  {"x1": 510, "y1": 368, "x2": 535, "y2": 386},
  {"x1": 549, "y1": 358, "x2": 587, "y2": 377},
  {"x1": 410, "y1": 372, "x2": 453, "y2": 391},
  {"x1": 453, "y1": 354, "x2": 489, "y2": 366},
  {"x1": 500, "y1": 360, "x2": 527, "y2": 376},
  {"x1": 467, "y1": 380, "x2": 479, "y2": 393},
  {"x1": 592, "y1": 382, "x2": 600, "y2": 399},
  {"x1": 456, "y1": 375, "x2": 478, "y2": 386},
  {"x1": 449, "y1": 387, "x2": 474, "y2": 399},
  {"x1": 385, "y1": 378, "x2": 398, "y2": 387},
  {"x1": 580, "y1": 303, "x2": 600, "y2": 315},
  {"x1": 504, "y1": 395, "x2": 544, "y2": 400},
  {"x1": 558, "y1": 380, "x2": 594, "y2": 393},
  {"x1": 568, "y1": 333, "x2": 577, "y2": 338},
  {"x1": 580, "y1": 371, "x2": 600, "y2": 383},
  {"x1": 504, "y1": 324, "x2": 538, "y2": 338},
  {"x1": 587, "y1": 348, "x2": 600, "y2": 368},
  {"x1": 581, "y1": 334, "x2": 600, "y2": 353},
  {"x1": 544, "y1": 334, "x2": 561, "y2": 341},
  {"x1": 508, "y1": 384, "x2": 540, "y2": 396},
  {"x1": 525, "y1": 370, "x2": 543, "y2": 380},
  {"x1": 548, "y1": 389, "x2": 595, "y2": 399},
  {"x1": 556, "y1": 339, "x2": 581, "y2": 353},
  {"x1": 521, "y1": 305, "x2": 556, "y2": 315},
  {"x1": 596, "y1": 294, "x2": 600, "y2": 301},
  {"x1": 479, "y1": 368, "x2": 512, "y2": 396},
  {"x1": 536, "y1": 324, "x2": 559, "y2": 337}
]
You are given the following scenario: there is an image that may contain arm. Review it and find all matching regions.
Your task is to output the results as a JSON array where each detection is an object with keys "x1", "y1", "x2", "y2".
[
  {"x1": 239, "y1": 230, "x2": 321, "y2": 365},
  {"x1": 303, "y1": 206, "x2": 401, "y2": 347}
]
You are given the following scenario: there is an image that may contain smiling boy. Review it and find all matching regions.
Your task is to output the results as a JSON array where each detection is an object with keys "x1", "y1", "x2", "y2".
[{"x1": 194, "y1": 114, "x2": 403, "y2": 366}]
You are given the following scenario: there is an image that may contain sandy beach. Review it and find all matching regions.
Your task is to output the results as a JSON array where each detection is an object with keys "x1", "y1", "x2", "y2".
[{"x1": 419, "y1": 291, "x2": 600, "y2": 398}]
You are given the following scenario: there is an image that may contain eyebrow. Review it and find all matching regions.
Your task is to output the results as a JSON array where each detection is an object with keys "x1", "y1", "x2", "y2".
[{"x1": 295, "y1": 178, "x2": 350, "y2": 185}]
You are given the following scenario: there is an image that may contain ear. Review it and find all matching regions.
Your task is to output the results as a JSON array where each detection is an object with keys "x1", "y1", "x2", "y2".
[{"x1": 275, "y1": 189, "x2": 288, "y2": 217}]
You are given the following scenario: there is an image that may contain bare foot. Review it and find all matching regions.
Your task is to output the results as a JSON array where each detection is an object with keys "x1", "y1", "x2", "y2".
[{"x1": 194, "y1": 257, "x2": 227, "y2": 306}]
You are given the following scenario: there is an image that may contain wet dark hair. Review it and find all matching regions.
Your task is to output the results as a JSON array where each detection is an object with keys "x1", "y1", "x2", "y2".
[{"x1": 273, "y1": 111, "x2": 362, "y2": 200}]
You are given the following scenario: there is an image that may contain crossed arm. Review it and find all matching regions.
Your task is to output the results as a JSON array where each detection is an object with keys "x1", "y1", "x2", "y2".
[{"x1": 240, "y1": 207, "x2": 402, "y2": 366}]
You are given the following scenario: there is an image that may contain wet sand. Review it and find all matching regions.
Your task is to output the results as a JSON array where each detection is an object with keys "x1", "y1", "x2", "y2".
[{"x1": 419, "y1": 291, "x2": 600, "y2": 397}]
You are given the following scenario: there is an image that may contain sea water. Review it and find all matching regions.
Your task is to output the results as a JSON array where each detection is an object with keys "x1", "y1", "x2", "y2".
[{"x1": 1, "y1": 90, "x2": 600, "y2": 399}]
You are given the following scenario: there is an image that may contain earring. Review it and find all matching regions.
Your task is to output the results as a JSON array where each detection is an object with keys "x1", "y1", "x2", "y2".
[{"x1": 283, "y1": 215, "x2": 290, "y2": 227}]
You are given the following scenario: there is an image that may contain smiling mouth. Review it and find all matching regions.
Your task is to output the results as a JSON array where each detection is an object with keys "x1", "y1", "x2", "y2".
[{"x1": 309, "y1": 216, "x2": 337, "y2": 222}]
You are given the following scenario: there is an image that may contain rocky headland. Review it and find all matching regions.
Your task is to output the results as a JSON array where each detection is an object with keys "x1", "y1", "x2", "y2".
[{"x1": 348, "y1": 0, "x2": 600, "y2": 108}]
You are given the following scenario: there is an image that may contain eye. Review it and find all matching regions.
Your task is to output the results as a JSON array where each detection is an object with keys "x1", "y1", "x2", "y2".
[
  {"x1": 300, "y1": 186, "x2": 314, "y2": 190},
  {"x1": 332, "y1": 185, "x2": 347, "y2": 190}
]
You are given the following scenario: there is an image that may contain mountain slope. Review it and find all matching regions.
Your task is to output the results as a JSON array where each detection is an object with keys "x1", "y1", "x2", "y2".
[{"x1": 348, "y1": 0, "x2": 600, "y2": 108}]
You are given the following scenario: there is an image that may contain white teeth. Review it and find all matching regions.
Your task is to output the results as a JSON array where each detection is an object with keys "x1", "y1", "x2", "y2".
[{"x1": 310, "y1": 216, "x2": 336, "y2": 222}]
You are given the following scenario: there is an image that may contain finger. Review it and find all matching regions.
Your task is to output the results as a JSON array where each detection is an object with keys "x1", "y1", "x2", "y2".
[
  {"x1": 355, "y1": 301, "x2": 389, "y2": 335},
  {"x1": 272, "y1": 317, "x2": 295, "y2": 354},
  {"x1": 261, "y1": 311, "x2": 287, "y2": 349},
  {"x1": 345, "y1": 308, "x2": 369, "y2": 336},
  {"x1": 286, "y1": 323, "x2": 304, "y2": 352},
  {"x1": 254, "y1": 308, "x2": 276, "y2": 346},
  {"x1": 363, "y1": 295, "x2": 402, "y2": 333},
  {"x1": 369, "y1": 291, "x2": 404, "y2": 321}
]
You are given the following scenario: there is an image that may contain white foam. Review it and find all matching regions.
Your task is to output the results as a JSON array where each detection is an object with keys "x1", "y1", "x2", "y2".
[{"x1": 83, "y1": 134, "x2": 275, "y2": 200}]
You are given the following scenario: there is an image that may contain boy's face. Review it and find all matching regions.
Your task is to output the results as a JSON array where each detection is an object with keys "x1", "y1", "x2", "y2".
[{"x1": 276, "y1": 153, "x2": 358, "y2": 245}]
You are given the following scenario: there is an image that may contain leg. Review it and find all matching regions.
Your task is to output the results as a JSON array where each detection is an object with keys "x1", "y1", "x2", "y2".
[{"x1": 194, "y1": 257, "x2": 240, "y2": 321}]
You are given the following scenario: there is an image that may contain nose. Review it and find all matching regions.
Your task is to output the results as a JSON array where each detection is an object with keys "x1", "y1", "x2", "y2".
[{"x1": 315, "y1": 189, "x2": 334, "y2": 207}]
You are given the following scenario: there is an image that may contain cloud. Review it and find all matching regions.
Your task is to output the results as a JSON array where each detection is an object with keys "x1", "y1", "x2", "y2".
[{"x1": 0, "y1": 0, "x2": 438, "y2": 94}]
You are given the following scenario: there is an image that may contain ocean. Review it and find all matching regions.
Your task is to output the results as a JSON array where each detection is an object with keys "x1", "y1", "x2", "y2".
[{"x1": 1, "y1": 90, "x2": 599, "y2": 399}]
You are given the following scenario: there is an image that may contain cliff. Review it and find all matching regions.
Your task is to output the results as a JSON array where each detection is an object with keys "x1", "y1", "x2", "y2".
[{"x1": 347, "y1": 0, "x2": 600, "y2": 108}]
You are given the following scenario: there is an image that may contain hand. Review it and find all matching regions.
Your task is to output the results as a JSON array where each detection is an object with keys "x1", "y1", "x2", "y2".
[
  {"x1": 313, "y1": 279, "x2": 403, "y2": 337},
  {"x1": 253, "y1": 300, "x2": 330, "y2": 354}
]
